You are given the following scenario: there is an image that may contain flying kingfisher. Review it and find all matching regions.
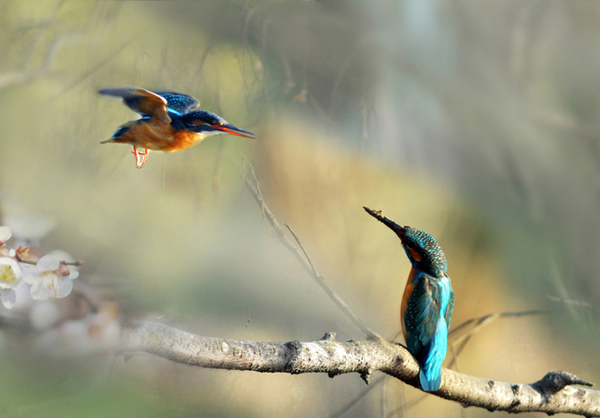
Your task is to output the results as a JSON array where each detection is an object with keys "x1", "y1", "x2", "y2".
[
  {"x1": 364, "y1": 207, "x2": 454, "y2": 392},
  {"x1": 99, "y1": 87, "x2": 255, "y2": 168}
]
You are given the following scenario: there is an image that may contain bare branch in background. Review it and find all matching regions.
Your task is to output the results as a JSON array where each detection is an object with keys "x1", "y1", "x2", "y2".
[
  {"x1": 331, "y1": 376, "x2": 386, "y2": 418},
  {"x1": 0, "y1": 32, "x2": 73, "y2": 90},
  {"x1": 547, "y1": 295, "x2": 592, "y2": 308},
  {"x1": 243, "y1": 175, "x2": 382, "y2": 341}
]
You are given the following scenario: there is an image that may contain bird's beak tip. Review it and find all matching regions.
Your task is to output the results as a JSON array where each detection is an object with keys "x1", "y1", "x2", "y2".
[
  {"x1": 214, "y1": 125, "x2": 256, "y2": 139},
  {"x1": 363, "y1": 206, "x2": 384, "y2": 219},
  {"x1": 364, "y1": 206, "x2": 404, "y2": 234}
]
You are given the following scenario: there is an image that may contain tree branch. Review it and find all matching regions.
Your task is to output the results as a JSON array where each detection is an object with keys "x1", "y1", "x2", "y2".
[{"x1": 121, "y1": 321, "x2": 599, "y2": 416}]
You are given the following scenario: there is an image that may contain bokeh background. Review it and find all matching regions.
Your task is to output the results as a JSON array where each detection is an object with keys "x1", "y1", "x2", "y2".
[{"x1": 0, "y1": 1, "x2": 598, "y2": 417}]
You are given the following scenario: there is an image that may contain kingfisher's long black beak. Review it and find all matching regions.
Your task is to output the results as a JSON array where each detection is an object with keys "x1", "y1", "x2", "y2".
[
  {"x1": 363, "y1": 206, "x2": 406, "y2": 239},
  {"x1": 211, "y1": 123, "x2": 255, "y2": 139}
]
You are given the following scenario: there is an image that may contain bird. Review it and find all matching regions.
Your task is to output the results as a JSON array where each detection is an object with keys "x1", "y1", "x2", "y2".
[
  {"x1": 99, "y1": 87, "x2": 255, "y2": 168},
  {"x1": 364, "y1": 206, "x2": 454, "y2": 392}
]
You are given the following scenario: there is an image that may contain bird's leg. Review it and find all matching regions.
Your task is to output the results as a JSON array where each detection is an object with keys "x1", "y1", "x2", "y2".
[
  {"x1": 132, "y1": 147, "x2": 149, "y2": 168},
  {"x1": 139, "y1": 148, "x2": 149, "y2": 168},
  {"x1": 132, "y1": 147, "x2": 142, "y2": 168}
]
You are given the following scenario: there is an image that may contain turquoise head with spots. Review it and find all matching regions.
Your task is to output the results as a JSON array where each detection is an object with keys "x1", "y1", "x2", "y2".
[{"x1": 399, "y1": 226, "x2": 448, "y2": 277}]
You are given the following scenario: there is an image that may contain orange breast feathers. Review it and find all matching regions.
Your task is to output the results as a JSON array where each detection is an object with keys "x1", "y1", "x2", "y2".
[
  {"x1": 400, "y1": 267, "x2": 418, "y2": 342},
  {"x1": 115, "y1": 119, "x2": 201, "y2": 152},
  {"x1": 169, "y1": 129, "x2": 203, "y2": 152}
]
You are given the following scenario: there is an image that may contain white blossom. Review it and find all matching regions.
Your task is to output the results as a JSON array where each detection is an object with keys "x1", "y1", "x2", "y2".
[
  {"x1": 23, "y1": 255, "x2": 78, "y2": 301},
  {"x1": 0, "y1": 226, "x2": 12, "y2": 244},
  {"x1": 0, "y1": 257, "x2": 22, "y2": 309}
]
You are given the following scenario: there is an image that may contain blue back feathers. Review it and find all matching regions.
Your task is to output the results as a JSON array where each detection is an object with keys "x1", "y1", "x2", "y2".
[
  {"x1": 419, "y1": 315, "x2": 447, "y2": 391},
  {"x1": 405, "y1": 272, "x2": 453, "y2": 392},
  {"x1": 156, "y1": 92, "x2": 199, "y2": 115}
]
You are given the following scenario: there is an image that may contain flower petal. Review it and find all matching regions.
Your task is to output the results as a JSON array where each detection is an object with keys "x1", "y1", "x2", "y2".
[
  {"x1": 0, "y1": 226, "x2": 12, "y2": 243},
  {"x1": 1, "y1": 289, "x2": 16, "y2": 309},
  {"x1": 30, "y1": 281, "x2": 48, "y2": 300},
  {"x1": 47, "y1": 250, "x2": 78, "y2": 272},
  {"x1": 22, "y1": 267, "x2": 41, "y2": 285},
  {"x1": 58, "y1": 278, "x2": 73, "y2": 298},
  {"x1": 0, "y1": 257, "x2": 22, "y2": 289},
  {"x1": 37, "y1": 255, "x2": 60, "y2": 271},
  {"x1": 30, "y1": 272, "x2": 61, "y2": 300}
]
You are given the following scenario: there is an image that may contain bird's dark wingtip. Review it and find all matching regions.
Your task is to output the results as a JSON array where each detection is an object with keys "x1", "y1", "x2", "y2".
[{"x1": 98, "y1": 87, "x2": 139, "y2": 98}]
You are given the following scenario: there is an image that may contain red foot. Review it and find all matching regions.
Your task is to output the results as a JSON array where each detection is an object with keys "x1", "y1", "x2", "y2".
[{"x1": 132, "y1": 147, "x2": 149, "y2": 168}]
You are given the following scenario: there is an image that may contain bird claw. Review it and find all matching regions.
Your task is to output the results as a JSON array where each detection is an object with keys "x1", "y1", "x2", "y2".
[{"x1": 132, "y1": 147, "x2": 149, "y2": 168}]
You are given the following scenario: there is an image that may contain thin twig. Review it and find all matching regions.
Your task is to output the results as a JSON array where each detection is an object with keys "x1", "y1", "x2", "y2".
[
  {"x1": 451, "y1": 313, "x2": 502, "y2": 347},
  {"x1": 447, "y1": 310, "x2": 546, "y2": 369},
  {"x1": 20, "y1": 258, "x2": 84, "y2": 267},
  {"x1": 449, "y1": 309, "x2": 545, "y2": 338},
  {"x1": 244, "y1": 176, "x2": 382, "y2": 341},
  {"x1": 330, "y1": 376, "x2": 386, "y2": 418},
  {"x1": 547, "y1": 295, "x2": 592, "y2": 308},
  {"x1": 242, "y1": 156, "x2": 265, "y2": 223},
  {"x1": 448, "y1": 343, "x2": 460, "y2": 372},
  {"x1": 284, "y1": 223, "x2": 319, "y2": 278},
  {"x1": 386, "y1": 394, "x2": 428, "y2": 418},
  {"x1": 381, "y1": 376, "x2": 388, "y2": 418}
]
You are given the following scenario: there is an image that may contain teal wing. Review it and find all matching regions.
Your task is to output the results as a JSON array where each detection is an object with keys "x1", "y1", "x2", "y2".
[
  {"x1": 403, "y1": 273, "x2": 453, "y2": 392},
  {"x1": 404, "y1": 272, "x2": 442, "y2": 359}
]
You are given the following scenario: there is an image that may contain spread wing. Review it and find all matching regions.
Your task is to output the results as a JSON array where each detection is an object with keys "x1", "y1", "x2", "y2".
[
  {"x1": 99, "y1": 87, "x2": 170, "y2": 122},
  {"x1": 403, "y1": 273, "x2": 443, "y2": 360},
  {"x1": 155, "y1": 92, "x2": 199, "y2": 114}
]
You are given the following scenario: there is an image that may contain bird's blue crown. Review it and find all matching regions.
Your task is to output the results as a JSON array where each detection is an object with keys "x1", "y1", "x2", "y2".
[
  {"x1": 402, "y1": 227, "x2": 448, "y2": 277},
  {"x1": 179, "y1": 110, "x2": 227, "y2": 132}
]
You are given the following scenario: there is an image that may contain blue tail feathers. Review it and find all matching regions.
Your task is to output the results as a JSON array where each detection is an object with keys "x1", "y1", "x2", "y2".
[{"x1": 419, "y1": 318, "x2": 448, "y2": 391}]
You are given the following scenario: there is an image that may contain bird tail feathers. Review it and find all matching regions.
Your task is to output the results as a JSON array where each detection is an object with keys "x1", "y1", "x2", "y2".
[{"x1": 419, "y1": 319, "x2": 448, "y2": 392}]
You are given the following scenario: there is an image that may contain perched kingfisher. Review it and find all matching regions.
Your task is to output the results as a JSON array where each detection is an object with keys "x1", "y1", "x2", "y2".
[
  {"x1": 364, "y1": 207, "x2": 454, "y2": 392},
  {"x1": 99, "y1": 87, "x2": 255, "y2": 168}
]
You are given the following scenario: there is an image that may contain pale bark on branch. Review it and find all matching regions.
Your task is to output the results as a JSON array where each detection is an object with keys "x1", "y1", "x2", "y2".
[{"x1": 121, "y1": 321, "x2": 599, "y2": 417}]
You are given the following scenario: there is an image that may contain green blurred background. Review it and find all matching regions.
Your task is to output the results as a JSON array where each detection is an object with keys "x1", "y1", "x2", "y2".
[{"x1": 0, "y1": 1, "x2": 598, "y2": 417}]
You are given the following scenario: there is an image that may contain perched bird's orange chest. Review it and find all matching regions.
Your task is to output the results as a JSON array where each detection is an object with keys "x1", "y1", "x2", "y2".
[{"x1": 400, "y1": 266, "x2": 418, "y2": 342}]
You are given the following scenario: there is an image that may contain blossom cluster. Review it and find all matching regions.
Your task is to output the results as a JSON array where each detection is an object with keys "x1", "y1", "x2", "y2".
[{"x1": 0, "y1": 226, "x2": 79, "y2": 309}]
